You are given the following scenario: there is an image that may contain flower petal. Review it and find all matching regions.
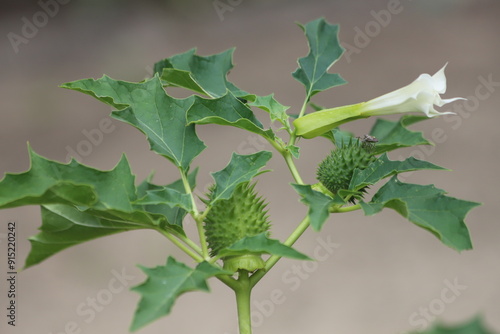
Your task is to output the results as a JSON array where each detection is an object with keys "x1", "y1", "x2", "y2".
[
  {"x1": 431, "y1": 63, "x2": 448, "y2": 93},
  {"x1": 362, "y1": 64, "x2": 462, "y2": 117}
]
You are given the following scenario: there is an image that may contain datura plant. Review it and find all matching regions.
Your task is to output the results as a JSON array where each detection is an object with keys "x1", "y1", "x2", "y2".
[{"x1": 0, "y1": 18, "x2": 484, "y2": 334}]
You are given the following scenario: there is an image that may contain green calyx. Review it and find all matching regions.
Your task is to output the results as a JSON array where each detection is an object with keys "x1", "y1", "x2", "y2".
[
  {"x1": 317, "y1": 138, "x2": 376, "y2": 201},
  {"x1": 204, "y1": 182, "x2": 271, "y2": 271},
  {"x1": 222, "y1": 255, "x2": 266, "y2": 273}
]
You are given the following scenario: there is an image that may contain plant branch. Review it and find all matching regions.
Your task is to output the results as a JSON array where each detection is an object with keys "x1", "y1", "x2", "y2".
[
  {"x1": 214, "y1": 273, "x2": 239, "y2": 290},
  {"x1": 283, "y1": 151, "x2": 304, "y2": 184},
  {"x1": 331, "y1": 203, "x2": 361, "y2": 213},
  {"x1": 246, "y1": 130, "x2": 309, "y2": 286},
  {"x1": 171, "y1": 230, "x2": 204, "y2": 255},
  {"x1": 265, "y1": 135, "x2": 285, "y2": 153},
  {"x1": 250, "y1": 215, "x2": 310, "y2": 287},
  {"x1": 179, "y1": 167, "x2": 200, "y2": 216},
  {"x1": 234, "y1": 270, "x2": 253, "y2": 334},
  {"x1": 289, "y1": 96, "x2": 310, "y2": 146},
  {"x1": 156, "y1": 229, "x2": 204, "y2": 263},
  {"x1": 179, "y1": 167, "x2": 210, "y2": 259},
  {"x1": 265, "y1": 135, "x2": 303, "y2": 184},
  {"x1": 194, "y1": 217, "x2": 210, "y2": 259}
]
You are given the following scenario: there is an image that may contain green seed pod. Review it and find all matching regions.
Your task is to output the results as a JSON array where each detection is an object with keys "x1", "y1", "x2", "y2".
[
  {"x1": 317, "y1": 138, "x2": 376, "y2": 202},
  {"x1": 204, "y1": 182, "x2": 271, "y2": 272}
]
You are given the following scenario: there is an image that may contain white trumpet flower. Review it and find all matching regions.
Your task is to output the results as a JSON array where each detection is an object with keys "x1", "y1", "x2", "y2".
[{"x1": 294, "y1": 64, "x2": 464, "y2": 139}]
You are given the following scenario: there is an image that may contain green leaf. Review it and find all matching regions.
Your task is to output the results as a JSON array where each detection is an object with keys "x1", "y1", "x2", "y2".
[
  {"x1": 155, "y1": 48, "x2": 290, "y2": 129},
  {"x1": 134, "y1": 188, "x2": 192, "y2": 212},
  {"x1": 292, "y1": 18, "x2": 346, "y2": 99},
  {"x1": 0, "y1": 148, "x2": 195, "y2": 268},
  {"x1": 187, "y1": 93, "x2": 275, "y2": 139},
  {"x1": 248, "y1": 94, "x2": 291, "y2": 129},
  {"x1": 25, "y1": 204, "x2": 143, "y2": 268},
  {"x1": 409, "y1": 315, "x2": 496, "y2": 334},
  {"x1": 131, "y1": 257, "x2": 229, "y2": 331},
  {"x1": 287, "y1": 144, "x2": 300, "y2": 159},
  {"x1": 360, "y1": 177, "x2": 480, "y2": 251},
  {"x1": 0, "y1": 148, "x2": 193, "y2": 268},
  {"x1": 61, "y1": 75, "x2": 206, "y2": 170},
  {"x1": 217, "y1": 233, "x2": 310, "y2": 260},
  {"x1": 337, "y1": 188, "x2": 364, "y2": 202},
  {"x1": 136, "y1": 168, "x2": 198, "y2": 231},
  {"x1": 155, "y1": 48, "x2": 240, "y2": 98},
  {"x1": 210, "y1": 151, "x2": 272, "y2": 204},
  {"x1": 349, "y1": 153, "x2": 448, "y2": 191},
  {"x1": 0, "y1": 147, "x2": 134, "y2": 212},
  {"x1": 370, "y1": 115, "x2": 432, "y2": 154},
  {"x1": 17, "y1": 149, "x2": 173, "y2": 230},
  {"x1": 321, "y1": 128, "x2": 354, "y2": 147},
  {"x1": 292, "y1": 184, "x2": 339, "y2": 231}
]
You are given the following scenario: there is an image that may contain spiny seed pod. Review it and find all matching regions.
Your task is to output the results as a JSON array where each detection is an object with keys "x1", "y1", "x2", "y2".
[
  {"x1": 317, "y1": 137, "x2": 377, "y2": 202},
  {"x1": 204, "y1": 182, "x2": 271, "y2": 272}
]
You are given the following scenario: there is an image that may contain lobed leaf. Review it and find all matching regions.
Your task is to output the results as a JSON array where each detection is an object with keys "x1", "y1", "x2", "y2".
[
  {"x1": 210, "y1": 151, "x2": 272, "y2": 205},
  {"x1": 136, "y1": 169, "x2": 198, "y2": 231},
  {"x1": 248, "y1": 94, "x2": 291, "y2": 129},
  {"x1": 0, "y1": 148, "x2": 178, "y2": 231},
  {"x1": 187, "y1": 93, "x2": 275, "y2": 140},
  {"x1": 130, "y1": 257, "x2": 229, "y2": 331},
  {"x1": 360, "y1": 176, "x2": 480, "y2": 251},
  {"x1": 369, "y1": 115, "x2": 432, "y2": 154},
  {"x1": 135, "y1": 188, "x2": 193, "y2": 212},
  {"x1": 291, "y1": 184, "x2": 343, "y2": 231},
  {"x1": 217, "y1": 233, "x2": 310, "y2": 260},
  {"x1": 287, "y1": 144, "x2": 300, "y2": 159},
  {"x1": 155, "y1": 48, "x2": 239, "y2": 98},
  {"x1": 25, "y1": 204, "x2": 143, "y2": 268},
  {"x1": 349, "y1": 153, "x2": 448, "y2": 191},
  {"x1": 0, "y1": 146, "x2": 135, "y2": 212},
  {"x1": 292, "y1": 18, "x2": 346, "y2": 99},
  {"x1": 321, "y1": 127, "x2": 354, "y2": 147},
  {"x1": 155, "y1": 48, "x2": 290, "y2": 130},
  {"x1": 61, "y1": 75, "x2": 205, "y2": 171},
  {"x1": 0, "y1": 148, "x2": 199, "y2": 268}
]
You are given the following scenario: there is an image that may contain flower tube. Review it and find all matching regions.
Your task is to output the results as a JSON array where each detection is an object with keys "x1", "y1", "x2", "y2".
[{"x1": 293, "y1": 64, "x2": 464, "y2": 139}]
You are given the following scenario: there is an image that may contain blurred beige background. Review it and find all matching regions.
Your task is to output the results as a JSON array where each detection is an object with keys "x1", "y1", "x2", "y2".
[{"x1": 0, "y1": 1, "x2": 499, "y2": 333}]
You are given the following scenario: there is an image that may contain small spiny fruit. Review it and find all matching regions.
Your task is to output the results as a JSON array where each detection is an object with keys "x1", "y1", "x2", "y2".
[
  {"x1": 204, "y1": 182, "x2": 270, "y2": 272},
  {"x1": 317, "y1": 137, "x2": 377, "y2": 202}
]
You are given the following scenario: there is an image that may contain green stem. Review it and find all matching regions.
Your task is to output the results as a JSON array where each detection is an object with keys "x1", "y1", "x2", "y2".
[
  {"x1": 171, "y1": 230, "x2": 204, "y2": 256},
  {"x1": 250, "y1": 215, "x2": 310, "y2": 287},
  {"x1": 156, "y1": 229, "x2": 204, "y2": 263},
  {"x1": 265, "y1": 136, "x2": 285, "y2": 153},
  {"x1": 159, "y1": 229, "x2": 241, "y2": 290},
  {"x1": 195, "y1": 217, "x2": 210, "y2": 259},
  {"x1": 265, "y1": 134, "x2": 303, "y2": 184},
  {"x1": 289, "y1": 96, "x2": 310, "y2": 146},
  {"x1": 216, "y1": 274, "x2": 239, "y2": 290},
  {"x1": 283, "y1": 151, "x2": 304, "y2": 184},
  {"x1": 179, "y1": 167, "x2": 199, "y2": 216},
  {"x1": 297, "y1": 95, "x2": 310, "y2": 120},
  {"x1": 235, "y1": 270, "x2": 253, "y2": 334},
  {"x1": 331, "y1": 203, "x2": 361, "y2": 213},
  {"x1": 246, "y1": 133, "x2": 308, "y2": 286},
  {"x1": 179, "y1": 167, "x2": 210, "y2": 259}
]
